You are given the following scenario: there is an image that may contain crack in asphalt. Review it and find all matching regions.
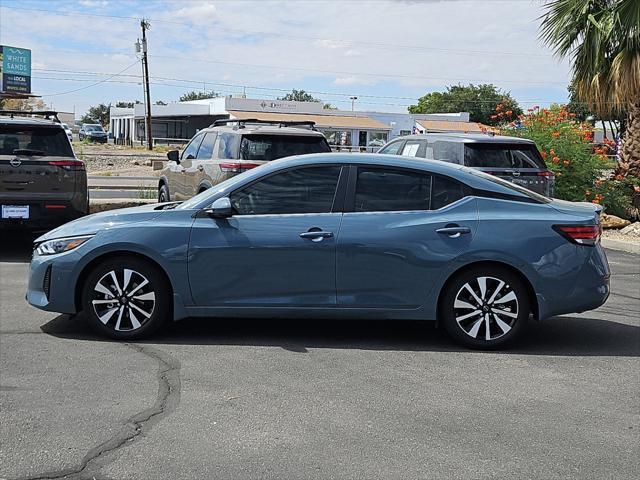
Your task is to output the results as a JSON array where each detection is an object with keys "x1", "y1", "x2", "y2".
[{"x1": 16, "y1": 344, "x2": 181, "y2": 480}]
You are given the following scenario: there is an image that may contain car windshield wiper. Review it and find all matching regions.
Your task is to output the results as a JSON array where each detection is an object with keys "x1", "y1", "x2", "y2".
[
  {"x1": 13, "y1": 148, "x2": 45, "y2": 156},
  {"x1": 155, "y1": 202, "x2": 181, "y2": 210}
]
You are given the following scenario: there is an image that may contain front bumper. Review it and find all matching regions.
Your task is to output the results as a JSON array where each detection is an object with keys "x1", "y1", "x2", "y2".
[{"x1": 27, "y1": 249, "x2": 81, "y2": 315}]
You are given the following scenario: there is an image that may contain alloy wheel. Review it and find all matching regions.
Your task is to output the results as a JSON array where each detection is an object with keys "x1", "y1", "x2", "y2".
[
  {"x1": 91, "y1": 268, "x2": 156, "y2": 332},
  {"x1": 453, "y1": 276, "x2": 519, "y2": 341}
]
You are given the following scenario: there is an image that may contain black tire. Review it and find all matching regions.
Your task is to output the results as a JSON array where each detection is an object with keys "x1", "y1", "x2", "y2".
[
  {"x1": 440, "y1": 266, "x2": 529, "y2": 349},
  {"x1": 158, "y1": 184, "x2": 170, "y2": 203},
  {"x1": 81, "y1": 256, "x2": 171, "y2": 340}
]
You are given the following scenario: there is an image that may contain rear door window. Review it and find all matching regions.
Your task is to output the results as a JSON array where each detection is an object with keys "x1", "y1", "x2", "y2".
[
  {"x1": 464, "y1": 144, "x2": 545, "y2": 169},
  {"x1": 354, "y1": 167, "x2": 432, "y2": 212},
  {"x1": 400, "y1": 140, "x2": 426, "y2": 157},
  {"x1": 431, "y1": 175, "x2": 466, "y2": 210},
  {"x1": 239, "y1": 134, "x2": 330, "y2": 161},
  {"x1": 0, "y1": 126, "x2": 73, "y2": 157}
]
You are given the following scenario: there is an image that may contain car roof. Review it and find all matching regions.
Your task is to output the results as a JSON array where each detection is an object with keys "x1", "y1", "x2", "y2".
[
  {"x1": 206, "y1": 124, "x2": 326, "y2": 136},
  {"x1": 388, "y1": 132, "x2": 535, "y2": 144},
  {"x1": 0, "y1": 115, "x2": 64, "y2": 128}
]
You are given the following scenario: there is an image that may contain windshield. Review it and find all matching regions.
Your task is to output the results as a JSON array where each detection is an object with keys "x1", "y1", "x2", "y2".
[
  {"x1": 240, "y1": 134, "x2": 330, "y2": 161},
  {"x1": 464, "y1": 143, "x2": 546, "y2": 169},
  {"x1": 467, "y1": 168, "x2": 551, "y2": 203},
  {"x1": 0, "y1": 126, "x2": 74, "y2": 157},
  {"x1": 84, "y1": 125, "x2": 104, "y2": 132}
]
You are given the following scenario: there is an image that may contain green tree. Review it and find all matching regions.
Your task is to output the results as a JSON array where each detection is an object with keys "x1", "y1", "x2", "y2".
[
  {"x1": 80, "y1": 103, "x2": 110, "y2": 128},
  {"x1": 179, "y1": 91, "x2": 218, "y2": 102},
  {"x1": 540, "y1": 0, "x2": 640, "y2": 178},
  {"x1": 565, "y1": 83, "x2": 592, "y2": 123},
  {"x1": 155, "y1": 100, "x2": 167, "y2": 106},
  {"x1": 408, "y1": 84, "x2": 522, "y2": 126},
  {"x1": 278, "y1": 89, "x2": 321, "y2": 102},
  {"x1": 115, "y1": 101, "x2": 142, "y2": 108}
]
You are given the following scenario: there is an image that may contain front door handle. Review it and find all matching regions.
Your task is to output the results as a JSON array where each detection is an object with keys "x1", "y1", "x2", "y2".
[
  {"x1": 436, "y1": 226, "x2": 471, "y2": 237},
  {"x1": 300, "y1": 230, "x2": 333, "y2": 241}
]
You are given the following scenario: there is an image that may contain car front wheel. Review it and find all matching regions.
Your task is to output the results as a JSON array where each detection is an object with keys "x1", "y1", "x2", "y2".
[
  {"x1": 81, "y1": 256, "x2": 171, "y2": 339},
  {"x1": 441, "y1": 266, "x2": 529, "y2": 349}
]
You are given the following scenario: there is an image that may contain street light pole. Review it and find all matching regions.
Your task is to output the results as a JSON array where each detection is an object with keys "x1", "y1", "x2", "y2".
[
  {"x1": 141, "y1": 19, "x2": 153, "y2": 150},
  {"x1": 350, "y1": 96, "x2": 358, "y2": 112}
]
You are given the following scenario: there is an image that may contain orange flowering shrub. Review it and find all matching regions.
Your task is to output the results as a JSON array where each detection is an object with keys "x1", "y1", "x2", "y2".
[{"x1": 501, "y1": 105, "x2": 604, "y2": 202}]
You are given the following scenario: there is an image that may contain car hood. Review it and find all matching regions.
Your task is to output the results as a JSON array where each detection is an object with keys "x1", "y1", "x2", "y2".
[{"x1": 36, "y1": 203, "x2": 165, "y2": 242}]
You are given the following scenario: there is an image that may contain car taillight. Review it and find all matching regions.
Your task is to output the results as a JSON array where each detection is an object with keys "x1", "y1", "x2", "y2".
[
  {"x1": 48, "y1": 160, "x2": 85, "y2": 171},
  {"x1": 553, "y1": 224, "x2": 601, "y2": 246},
  {"x1": 219, "y1": 162, "x2": 260, "y2": 173},
  {"x1": 537, "y1": 171, "x2": 554, "y2": 177}
]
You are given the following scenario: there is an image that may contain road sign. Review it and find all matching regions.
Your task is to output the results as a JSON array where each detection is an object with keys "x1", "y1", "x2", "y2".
[{"x1": 0, "y1": 45, "x2": 32, "y2": 94}]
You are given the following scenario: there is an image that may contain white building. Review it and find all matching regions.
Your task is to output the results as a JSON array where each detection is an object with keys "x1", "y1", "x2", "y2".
[{"x1": 109, "y1": 96, "x2": 479, "y2": 148}]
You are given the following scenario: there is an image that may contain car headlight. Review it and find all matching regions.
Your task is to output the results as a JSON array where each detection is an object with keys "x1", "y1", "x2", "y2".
[{"x1": 35, "y1": 235, "x2": 93, "y2": 256}]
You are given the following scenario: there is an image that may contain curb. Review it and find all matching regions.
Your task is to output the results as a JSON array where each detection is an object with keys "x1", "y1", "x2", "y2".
[
  {"x1": 89, "y1": 198, "x2": 156, "y2": 214},
  {"x1": 602, "y1": 238, "x2": 640, "y2": 254}
]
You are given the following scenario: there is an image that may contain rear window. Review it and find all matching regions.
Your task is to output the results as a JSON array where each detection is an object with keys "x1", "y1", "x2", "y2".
[
  {"x1": 468, "y1": 168, "x2": 551, "y2": 203},
  {"x1": 240, "y1": 134, "x2": 330, "y2": 161},
  {"x1": 464, "y1": 143, "x2": 545, "y2": 169},
  {"x1": 0, "y1": 126, "x2": 73, "y2": 157}
]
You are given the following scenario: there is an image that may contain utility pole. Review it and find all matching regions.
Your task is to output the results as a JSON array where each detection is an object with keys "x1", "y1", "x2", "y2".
[{"x1": 141, "y1": 19, "x2": 153, "y2": 150}]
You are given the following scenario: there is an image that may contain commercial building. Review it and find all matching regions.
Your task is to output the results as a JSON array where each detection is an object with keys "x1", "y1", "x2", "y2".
[{"x1": 109, "y1": 96, "x2": 483, "y2": 148}]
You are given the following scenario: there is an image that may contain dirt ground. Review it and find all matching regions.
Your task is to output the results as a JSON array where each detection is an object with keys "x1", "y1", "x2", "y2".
[{"x1": 73, "y1": 142, "x2": 166, "y2": 176}]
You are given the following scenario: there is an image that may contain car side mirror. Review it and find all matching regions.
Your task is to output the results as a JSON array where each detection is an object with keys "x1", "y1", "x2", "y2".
[
  {"x1": 207, "y1": 197, "x2": 233, "y2": 218},
  {"x1": 167, "y1": 150, "x2": 180, "y2": 163}
]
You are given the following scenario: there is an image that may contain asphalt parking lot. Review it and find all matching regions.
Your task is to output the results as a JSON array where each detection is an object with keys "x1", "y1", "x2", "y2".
[{"x1": 0, "y1": 234, "x2": 638, "y2": 480}]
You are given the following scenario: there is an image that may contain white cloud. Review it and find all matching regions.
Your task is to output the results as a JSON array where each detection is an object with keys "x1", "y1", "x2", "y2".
[
  {"x1": 314, "y1": 39, "x2": 346, "y2": 50},
  {"x1": 333, "y1": 76, "x2": 375, "y2": 86},
  {"x1": 172, "y1": 3, "x2": 218, "y2": 25},
  {"x1": 78, "y1": 0, "x2": 109, "y2": 6}
]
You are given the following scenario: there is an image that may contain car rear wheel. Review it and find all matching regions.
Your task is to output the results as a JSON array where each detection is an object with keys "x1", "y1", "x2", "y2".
[
  {"x1": 158, "y1": 184, "x2": 170, "y2": 203},
  {"x1": 81, "y1": 256, "x2": 171, "y2": 340},
  {"x1": 441, "y1": 266, "x2": 529, "y2": 349}
]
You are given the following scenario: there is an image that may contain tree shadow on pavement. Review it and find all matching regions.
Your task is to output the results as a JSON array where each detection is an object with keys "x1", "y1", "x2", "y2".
[{"x1": 41, "y1": 313, "x2": 640, "y2": 357}]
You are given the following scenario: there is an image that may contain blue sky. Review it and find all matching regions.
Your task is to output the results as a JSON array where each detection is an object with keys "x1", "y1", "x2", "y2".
[{"x1": 0, "y1": 0, "x2": 573, "y2": 118}]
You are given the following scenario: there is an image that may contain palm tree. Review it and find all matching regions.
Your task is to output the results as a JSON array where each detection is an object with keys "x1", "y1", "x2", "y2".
[{"x1": 539, "y1": 0, "x2": 640, "y2": 178}]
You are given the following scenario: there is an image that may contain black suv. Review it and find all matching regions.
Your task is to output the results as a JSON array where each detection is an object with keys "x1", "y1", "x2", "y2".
[
  {"x1": 378, "y1": 133, "x2": 554, "y2": 196},
  {"x1": 0, "y1": 111, "x2": 88, "y2": 231}
]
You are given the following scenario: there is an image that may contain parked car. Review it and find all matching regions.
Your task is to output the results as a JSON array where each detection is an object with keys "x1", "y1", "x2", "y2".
[
  {"x1": 0, "y1": 111, "x2": 88, "y2": 231},
  {"x1": 60, "y1": 123, "x2": 73, "y2": 143},
  {"x1": 27, "y1": 153, "x2": 608, "y2": 348},
  {"x1": 378, "y1": 133, "x2": 555, "y2": 196},
  {"x1": 79, "y1": 123, "x2": 107, "y2": 143},
  {"x1": 159, "y1": 119, "x2": 331, "y2": 201}
]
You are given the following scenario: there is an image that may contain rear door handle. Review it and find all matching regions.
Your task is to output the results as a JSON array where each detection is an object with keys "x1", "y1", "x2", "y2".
[
  {"x1": 299, "y1": 231, "x2": 333, "y2": 243},
  {"x1": 436, "y1": 226, "x2": 471, "y2": 237}
]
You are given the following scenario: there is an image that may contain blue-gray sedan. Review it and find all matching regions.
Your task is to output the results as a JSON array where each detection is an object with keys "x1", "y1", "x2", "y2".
[{"x1": 27, "y1": 153, "x2": 610, "y2": 348}]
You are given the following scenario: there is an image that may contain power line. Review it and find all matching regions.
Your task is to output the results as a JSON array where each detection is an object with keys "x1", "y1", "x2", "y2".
[{"x1": 38, "y1": 62, "x2": 140, "y2": 97}]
